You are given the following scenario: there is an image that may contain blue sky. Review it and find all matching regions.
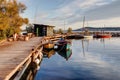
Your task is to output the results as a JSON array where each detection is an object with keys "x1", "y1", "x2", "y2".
[{"x1": 19, "y1": 0, "x2": 120, "y2": 30}]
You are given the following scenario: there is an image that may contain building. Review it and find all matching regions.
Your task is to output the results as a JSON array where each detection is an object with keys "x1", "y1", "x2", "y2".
[{"x1": 34, "y1": 24, "x2": 55, "y2": 37}]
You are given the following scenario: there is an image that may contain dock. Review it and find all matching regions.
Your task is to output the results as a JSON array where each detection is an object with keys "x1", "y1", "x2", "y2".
[{"x1": 0, "y1": 37, "x2": 45, "y2": 80}]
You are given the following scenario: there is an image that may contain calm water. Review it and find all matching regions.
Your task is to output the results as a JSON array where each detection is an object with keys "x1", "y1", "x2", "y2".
[{"x1": 35, "y1": 38, "x2": 120, "y2": 80}]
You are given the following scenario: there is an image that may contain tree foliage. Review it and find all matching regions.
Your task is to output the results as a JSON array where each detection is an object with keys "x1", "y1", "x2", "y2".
[
  {"x1": 0, "y1": 0, "x2": 28, "y2": 38},
  {"x1": 58, "y1": 28, "x2": 63, "y2": 34},
  {"x1": 67, "y1": 27, "x2": 72, "y2": 33}
]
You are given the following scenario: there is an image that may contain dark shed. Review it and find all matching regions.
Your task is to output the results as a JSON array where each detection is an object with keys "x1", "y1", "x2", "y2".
[{"x1": 34, "y1": 24, "x2": 54, "y2": 37}]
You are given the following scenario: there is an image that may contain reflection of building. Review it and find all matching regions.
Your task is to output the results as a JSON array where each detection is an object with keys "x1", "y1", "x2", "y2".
[{"x1": 34, "y1": 24, "x2": 55, "y2": 37}]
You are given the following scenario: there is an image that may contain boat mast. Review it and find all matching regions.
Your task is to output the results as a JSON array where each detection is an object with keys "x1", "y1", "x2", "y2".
[
  {"x1": 64, "y1": 19, "x2": 65, "y2": 33},
  {"x1": 82, "y1": 16, "x2": 85, "y2": 33}
]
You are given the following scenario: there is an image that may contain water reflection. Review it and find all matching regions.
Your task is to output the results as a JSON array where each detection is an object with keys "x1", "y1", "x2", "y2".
[
  {"x1": 43, "y1": 41, "x2": 72, "y2": 60},
  {"x1": 43, "y1": 48, "x2": 72, "y2": 61},
  {"x1": 57, "y1": 49, "x2": 72, "y2": 61},
  {"x1": 43, "y1": 49, "x2": 56, "y2": 58},
  {"x1": 81, "y1": 38, "x2": 91, "y2": 57},
  {"x1": 35, "y1": 38, "x2": 120, "y2": 80}
]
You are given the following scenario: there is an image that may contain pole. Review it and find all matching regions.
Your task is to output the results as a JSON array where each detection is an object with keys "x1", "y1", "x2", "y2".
[
  {"x1": 82, "y1": 16, "x2": 85, "y2": 33},
  {"x1": 64, "y1": 19, "x2": 65, "y2": 33}
]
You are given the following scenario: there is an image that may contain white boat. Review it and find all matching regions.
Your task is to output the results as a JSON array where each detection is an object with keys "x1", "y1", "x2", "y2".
[
  {"x1": 82, "y1": 16, "x2": 93, "y2": 39},
  {"x1": 84, "y1": 35, "x2": 93, "y2": 39}
]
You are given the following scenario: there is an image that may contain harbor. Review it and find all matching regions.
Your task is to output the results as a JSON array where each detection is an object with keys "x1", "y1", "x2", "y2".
[
  {"x1": 35, "y1": 37, "x2": 120, "y2": 80},
  {"x1": 0, "y1": 0, "x2": 120, "y2": 80},
  {"x1": 0, "y1": 33, "x2": 120, "y2": 80}
]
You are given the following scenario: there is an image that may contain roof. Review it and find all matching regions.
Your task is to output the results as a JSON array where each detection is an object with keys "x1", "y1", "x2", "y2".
[{"x1": 34, "y1": 24, "x2": 55, "y2": 27}]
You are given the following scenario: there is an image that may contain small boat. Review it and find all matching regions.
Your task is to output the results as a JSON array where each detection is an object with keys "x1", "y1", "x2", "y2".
[
  {"x1": 57, "y1": 49, "x2": 72, "y2": 60},
  {"x1": 94, "y1": 34, "x2": 111, "y2": 38},
  {"x1": 82, "y1": 16, "x2": 93, "y2": 39},
  {"x1": 66, "y1": 35, "x2": 75, "y2": 39},
  {"x1": 54, "y1": 38, "x2": 71, "y2": 51},
  {"x1": 84, "y1": 35, "x2": 93, "y2": 39},
  {"x1": 75, "y1": 35, "x2": 84, "y2": 39},
  {"x1": 43, "y1": 40, "x2": 54, "y2": 50}
]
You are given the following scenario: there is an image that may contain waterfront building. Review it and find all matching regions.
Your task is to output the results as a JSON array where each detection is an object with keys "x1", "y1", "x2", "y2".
[{"x1": 34, "y1": 24, "x2": 55, "y2": 37}]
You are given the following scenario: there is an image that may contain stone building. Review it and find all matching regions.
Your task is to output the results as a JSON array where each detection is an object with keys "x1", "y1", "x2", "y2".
[{"x1": 34, "y1": 24, "x2": 54, "y2": 37}]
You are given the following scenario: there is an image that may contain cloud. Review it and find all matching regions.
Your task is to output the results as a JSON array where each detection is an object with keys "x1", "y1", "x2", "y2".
[
  {"x1": 85, "y1": 0, "x2": 120, "y2": 21},
  {"x1": 48, "y1": 0, "x2": 117, "y2": 23},
  {"x1": 20, "y1": 0, "x2": 120, "y2": 29}
]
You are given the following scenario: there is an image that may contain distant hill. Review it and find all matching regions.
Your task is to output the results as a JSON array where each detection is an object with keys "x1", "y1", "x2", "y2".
[{"x1": 73, "y1": 27, "x2": 120, "y2": 31}]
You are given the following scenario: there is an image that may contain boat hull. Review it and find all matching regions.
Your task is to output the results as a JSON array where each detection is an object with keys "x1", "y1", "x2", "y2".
[
  {"x1": 95, "y1": 34, "x2": 111, "y2": 38},
  {"x1": 43, "y1": 43, "x2": 54, "y2": 50},
  {"x1": 54, "y1": 40, "x2": 71, "y2": 51},
  {"x1": 84, "y1": 35, "x2": 93, "y2": 39}
]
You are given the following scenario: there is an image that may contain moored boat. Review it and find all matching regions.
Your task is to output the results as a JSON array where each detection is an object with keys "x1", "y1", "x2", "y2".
[
  {"x1": 43, "y1": 43, "x2": 54, "y2": 49},
  {"x1": 43, "y1": 40, "x2": 54, "y2": 50},
  {"x1": 84, "y1": 35, "x2": 93, "y2": 39},
  {"x1": 54, "y1": 38, "x2": 71, "y2": 51},
  {"x1": 94, "y1": 34, "x2": 111, "y2": 38}
]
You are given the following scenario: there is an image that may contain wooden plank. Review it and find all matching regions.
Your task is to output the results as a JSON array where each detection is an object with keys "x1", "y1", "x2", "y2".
[
  {"x1": 0, "y1": 37, "x2": 43, "y2": 80},
  {"x1": 14, "y1": 58, "x2": 31, "y2": 80}
]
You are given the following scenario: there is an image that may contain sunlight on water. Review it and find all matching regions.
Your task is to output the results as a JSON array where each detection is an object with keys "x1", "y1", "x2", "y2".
[{"x1": 35, "y1": 38, "x2": 120, "y2": 80}]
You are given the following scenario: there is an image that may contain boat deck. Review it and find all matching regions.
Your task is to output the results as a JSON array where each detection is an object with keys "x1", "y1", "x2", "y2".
[{"x1": 0, "y1": 37, "x2": 43, "y2": 80}]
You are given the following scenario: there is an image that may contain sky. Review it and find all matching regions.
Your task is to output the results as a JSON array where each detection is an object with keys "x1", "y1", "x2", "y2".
[{"x1": 18, "y1": 0, "x2": 120, "y2": 30}]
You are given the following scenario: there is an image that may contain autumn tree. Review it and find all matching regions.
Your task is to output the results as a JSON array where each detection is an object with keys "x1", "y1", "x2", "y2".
[
  {"x1": 67, "y1": 27, "x2": 72, "y2": 33},
  {"x1": 0, "y1": 0, "x2": 28, "y2": 38}
]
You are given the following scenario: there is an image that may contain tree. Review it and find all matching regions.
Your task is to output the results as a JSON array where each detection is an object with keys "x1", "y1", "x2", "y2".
[
  {"x1": 26, "y1": 24, "x2": 34, "y2": 33},
  {"x1": 58, "y1": 28, "x2": 63, "y2": 34},
  {"x1": 67, "y1": 27, "x2": 72, "y2": 33},
  {"x1": 0, "y1": 0, "x2": 29, "y2": 38}
]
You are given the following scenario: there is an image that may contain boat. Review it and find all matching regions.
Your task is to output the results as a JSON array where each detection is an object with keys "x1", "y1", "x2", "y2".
[
  {"x1": 84, "y1": 35, "x2": 93, "y2": 39},
  {"x1": 94, "y1": 25, "x2": 112, "y2": 38},
  {"x1": 43, "y1": 40, "x2": 54, "y2": 50},
  {"x1": 94, "y1": 34, "x2": 111, "y2": 38},
  {"x1": 54, "y1": 38, "x2": 71, "y2": 51},
  {"x1": 82, "y1": 16, "x2": 93, "y2": 39},
  {"x1": 66, "y1": 35, "x2": 75, "y2": 39},
  {"x1": 66, "y1": 34, "x2": 84, "y2": 39},
  {"x1": 57, "y1": 49, "x2": 72, "y2": 60},
  {"x1": 75, "y1": 35, "x2": 84, "y2": 39}
]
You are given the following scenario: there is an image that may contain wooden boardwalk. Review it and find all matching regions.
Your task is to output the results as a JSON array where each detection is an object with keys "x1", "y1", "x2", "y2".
[{"x1": 0, "y1": 37, "x2": 43, "y2": 80}]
